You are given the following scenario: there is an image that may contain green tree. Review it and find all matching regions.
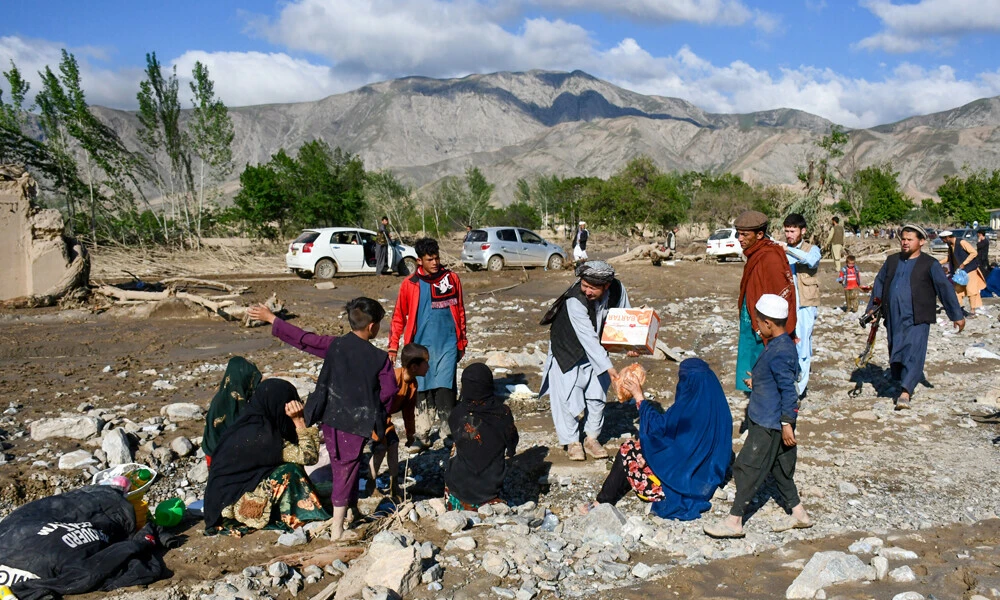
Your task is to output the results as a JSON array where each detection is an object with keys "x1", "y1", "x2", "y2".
[
  {"x1": 233, "y1": 163, "x2": 286, "y2": 239},
  {"x1": 937, "y1": 167, "x2": 1000, "y2": 226},
  {"x1": 0, "y1": 60, "x2": 30, "y2": 136},
  {"x1": 138, "y1": 52, "x2": 195, "y2": 239},
  {"x1": 798, "y1": 125, "x2": 849, "y2": 198},
  {"x1": 188, "y1": 60, "x2": 235, "y2": 239},
  {"x1": 833, "y1": 164, "x2": 913, "y2": 227},
  {"x1": 288, "y1": 141, "x2": 366, "y2": 228},
  {"x1": 366, "y1": 169, "x2": 414, "y2": 233}
]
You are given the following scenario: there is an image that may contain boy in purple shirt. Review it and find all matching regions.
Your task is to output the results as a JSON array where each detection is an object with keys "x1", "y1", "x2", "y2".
[
  {"x1": 704, "y1": 294, "x2": 811, "y2": 538},
  {"x1": 249, "y1": 300, "x2": 397, "y2": 540}
]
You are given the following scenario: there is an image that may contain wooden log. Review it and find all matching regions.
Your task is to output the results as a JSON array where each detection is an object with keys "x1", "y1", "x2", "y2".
[
  {"x1": 310, "y1": 581, "x2": 339, "y2": 600},
  {"x1": 159, "y1": 277, "x2": 247, "y2": 293},
  {"x1": 269, "y1": 544, "x2": 364, "y2": 569},
  {"x1": 175, "y1": 291, "x2": 235, "y2": 313},
  {"x1": 96, "y1": 285, "x2": 171, "y2": 302}
]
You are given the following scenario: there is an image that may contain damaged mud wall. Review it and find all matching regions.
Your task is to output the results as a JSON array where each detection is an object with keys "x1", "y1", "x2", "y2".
[{"x1": 0, "y1": 166, "x2": 89, "y2": 304}]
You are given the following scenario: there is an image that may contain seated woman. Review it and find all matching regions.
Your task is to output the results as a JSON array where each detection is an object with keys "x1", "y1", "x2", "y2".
[
  {"x1": 444, "y1": 363, "x2": 519, "y2": 510},
  {"x1": 204, "y1": 379, "x2": 330, "y2": 535},
  {"x1": 582, "y1": 358, "x2": 733, "y2": 520},
  {"x1": 202, "y1": 356, "x2": 262, "y2": 466}
]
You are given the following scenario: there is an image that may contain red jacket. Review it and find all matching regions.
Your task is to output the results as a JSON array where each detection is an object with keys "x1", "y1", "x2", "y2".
[{"x1": 389, "y1": 269, "x2": 467, "y2": 353}]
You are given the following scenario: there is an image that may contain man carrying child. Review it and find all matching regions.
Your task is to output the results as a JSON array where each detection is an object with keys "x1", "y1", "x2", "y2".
[{"x1": 704, "y1": 294, "x2": 811, "y2": 538}]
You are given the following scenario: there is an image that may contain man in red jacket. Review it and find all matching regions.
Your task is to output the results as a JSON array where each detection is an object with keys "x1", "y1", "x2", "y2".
[{"x1": 389, "y1": 238, "x2": 467, "y2": 440}]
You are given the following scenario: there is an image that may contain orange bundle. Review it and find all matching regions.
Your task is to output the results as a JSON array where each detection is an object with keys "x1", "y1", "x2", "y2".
[{"x1": 615, "y1": 362, "x2": 647, "y2": 402}]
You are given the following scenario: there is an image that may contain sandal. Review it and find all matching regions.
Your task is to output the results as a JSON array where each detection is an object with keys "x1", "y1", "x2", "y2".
[
  {"x1": 772, "y1": 515, "x2": 813, "y2": 532},
  {"x1": 703, "y1": 520, "x2": 745, "y2": 539}
]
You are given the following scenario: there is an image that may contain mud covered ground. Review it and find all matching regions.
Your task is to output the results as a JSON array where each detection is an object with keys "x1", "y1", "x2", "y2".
[{"x1": 1, "y1": 239, "x2": 999, "y2": 600}]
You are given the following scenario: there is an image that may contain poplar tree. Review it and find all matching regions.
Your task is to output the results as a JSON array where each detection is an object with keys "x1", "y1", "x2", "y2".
[{"x1": 189, "y1": 60, "x2": 234, "y2": 239}]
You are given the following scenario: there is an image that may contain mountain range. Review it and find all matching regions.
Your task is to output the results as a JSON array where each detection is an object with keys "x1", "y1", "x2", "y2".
[{"x1": 92, "y1": 70, "x2": 1000, "y2": 204}]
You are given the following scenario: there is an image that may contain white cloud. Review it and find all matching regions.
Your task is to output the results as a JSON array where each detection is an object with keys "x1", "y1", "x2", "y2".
[
  {"x1": 522, "y1": 0, "x2": 755, "y2": 26},
  {"x1": 858, "y1": 0, "x2": 1000, "y2": 53},
  {"x1": 0, "y1": 35, "x2": 141, "y2": 110},
  {"x1": 592, "y1": 44, "x2": 1000, "y2": 127}
]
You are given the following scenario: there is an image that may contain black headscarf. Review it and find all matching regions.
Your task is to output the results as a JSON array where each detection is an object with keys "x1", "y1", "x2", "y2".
[
  {"x1": 203, "y1": 379, "x2": 300, "y2": 527},
  {"x1": 445, "y1": 364, "x2": 519, "y2": 506}
]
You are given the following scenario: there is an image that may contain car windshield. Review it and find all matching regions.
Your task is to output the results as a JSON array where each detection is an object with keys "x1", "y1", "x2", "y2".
[
  {"x1": 293, "y1": 231, "x2": 320, "y2": 244},
  {"x1": 709, "y1": 230, "x2": 732, "y2": 241},
  {"x1": 466, "y1": 230, "x2": 488, "y2": 243}
]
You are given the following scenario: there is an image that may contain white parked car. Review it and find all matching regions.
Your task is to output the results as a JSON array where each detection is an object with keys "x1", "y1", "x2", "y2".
[
  {"x1": 705, "y1": 228, "x2": 744, "y2": 261},
  {"x1": 286, "y1": 227, "x2": 418, "y2": 278}
]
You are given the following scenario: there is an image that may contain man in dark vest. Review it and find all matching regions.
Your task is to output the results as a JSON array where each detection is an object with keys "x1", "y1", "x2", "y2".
[
  {"x1": 572, "y1": 221, "x2": 589, "y2": 266},
  {"x1": 540, "y1": 261, "x2": 629, "y2": 461},
  {"x1": 866, "y1": 224, "x2": 965, "y2": 411}
]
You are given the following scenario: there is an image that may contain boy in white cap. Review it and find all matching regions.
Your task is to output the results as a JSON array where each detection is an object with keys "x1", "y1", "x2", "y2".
[{"x1": 704, "y1": 294, "x2": 811, "y2": 538}]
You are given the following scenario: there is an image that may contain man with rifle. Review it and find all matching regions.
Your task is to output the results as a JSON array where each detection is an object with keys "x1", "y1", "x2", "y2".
[{"x1": 864, "y1": 224, "x2": 964, "y2": 411}]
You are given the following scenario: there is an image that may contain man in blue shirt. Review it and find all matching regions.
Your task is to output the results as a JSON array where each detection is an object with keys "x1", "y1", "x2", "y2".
[
  {"x1": 777, "y1": 213, "x2": 822, "y2": 397},
  {"x1": 704, "y1": 294, "x2": 811, "y2": 538}
]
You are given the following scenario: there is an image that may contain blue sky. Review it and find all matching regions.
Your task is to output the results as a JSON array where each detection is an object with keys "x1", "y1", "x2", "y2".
[{"x1": 3, "y1": 0, "x2": 1000, "y2": 127}]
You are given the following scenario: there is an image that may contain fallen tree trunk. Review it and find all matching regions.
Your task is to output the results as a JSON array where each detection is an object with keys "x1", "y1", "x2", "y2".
[
  {"x1": 96, "y1": 286, "x2": 171, "y2": 302},
  {"x1": 269, "y1": 544, "x2": 364, "y2": 569},
  {"x1": 159, "y1": 277, "x2": 247, "y2": 293}
]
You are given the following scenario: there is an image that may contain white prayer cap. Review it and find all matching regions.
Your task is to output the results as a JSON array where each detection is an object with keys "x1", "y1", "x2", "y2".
[
  {"x1": 755, "y1": 294, "x2": 788, "y2": 320},
  {"x1": 579, "y1": 221, "x2": 587, "y2": 226},
  {"x1": 938, "y1": 230, "x2": 954, "y2": 237}
]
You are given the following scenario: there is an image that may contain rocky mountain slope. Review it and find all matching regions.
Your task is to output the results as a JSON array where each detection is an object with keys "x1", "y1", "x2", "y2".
[{"x1": 91, "y1": 70, "x2": 1000, "y2": 203}]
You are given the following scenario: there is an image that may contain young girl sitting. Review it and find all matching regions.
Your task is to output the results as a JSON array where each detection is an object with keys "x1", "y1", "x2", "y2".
[{"x1": 444, "y1": 363, "x2": 519, "y2": 510}]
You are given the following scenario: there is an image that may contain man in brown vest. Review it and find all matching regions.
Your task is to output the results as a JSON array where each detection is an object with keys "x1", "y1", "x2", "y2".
[
  {"x1": 778, "y1": 214, "x2": 821, "y2": 396},
  {"x1": 825, "y1": 216, "x2": 845, "y2": 272}
]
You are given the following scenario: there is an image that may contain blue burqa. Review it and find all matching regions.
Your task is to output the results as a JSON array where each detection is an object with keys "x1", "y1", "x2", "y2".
[{"x1": 640, "y1": 358, "x2": 734, "y2": 521}]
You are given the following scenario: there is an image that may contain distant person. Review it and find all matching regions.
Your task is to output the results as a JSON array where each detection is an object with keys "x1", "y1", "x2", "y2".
[
  {"x1": 444, "y1": 363, "x2": 519, "y2": 511},
  {"x1": 580, "y1": 359, "x2": 732, "y2": 521},
  {"x1": 733, "y1": 210, "x2": 797, "y2": 394},
  {"x1": 667, "y1": 226, "x2": 680, "y2": 253},
  {"x1": 204, "y1": 380, "x2": 330, "y2": 534},
  {"x1": 572, "y1": 221, "x2": 589, "y2": 266},
  {"x1": 940, "y1": 230, "x2": 987, "y2": 317},
  {"x1": 977, "y1": 229, "x2": 992, "y2": 284},
  {"x1": 825, "y1": 216, "x2": 845, "y2": 271},
  {"x1": 540, "y1": 261, "x2": 630, "y2": 461},
  {"x1": 388, "y1": 238, "x2": 467, "y2": 440},
  {"x1": 837, "y1": 255, "x2": 865, "y2": 313},
  {"x1": 375, "y1": 216, "x2": 392, "y2": 275},
  {"x1": 704, "y1": 295, "x2": 810, "y2": 539},
  {"x1": 866, "y1": 225, "x2": 964, "y2": 411},
  {"x1": 464, "y1": 225, "x2": 473, "y2": 242},
  {"x1": 778, "y1": 213, "x2": 821, "y2": 396}
]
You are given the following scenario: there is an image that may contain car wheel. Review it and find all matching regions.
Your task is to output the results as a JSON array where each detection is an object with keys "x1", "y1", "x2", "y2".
[
  {"x1": 294, "y1": 269, "x2": 313, "y2": 279},
  {"x1": 315, "y1": 258, "x2": 337, "y2": 279},
  {"x1": 487, "y1": 255, "x2": 505, "y2": 272},
  {"x1": 717, "y1": 256, "x2": 727, "y2": 263},
  {"x1": 401, "y1": 257, "x2": 418, "y2": 275},
  {"x1": 547, "y1": 254, "x2": 564, "y2": 271}
]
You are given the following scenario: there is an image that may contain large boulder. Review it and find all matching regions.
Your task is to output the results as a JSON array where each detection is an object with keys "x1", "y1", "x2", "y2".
[
  {"x1": 58, "y1": 450, "x2": 97, "y2": 470},
  {"x1": 786, "y1": 551, "x2": 876, "y2": 599},
  {"x1": 31, "y1": 416, "x2": 104, "y2": 441},
  {"x1": 160, "y1": 403, "x2": 203, "y2": 421}
]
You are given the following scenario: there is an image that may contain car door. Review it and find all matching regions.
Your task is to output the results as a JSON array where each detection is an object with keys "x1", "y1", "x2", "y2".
[
  {"x1": 495, "y1": 229, "x2": 521, "y2": 265},
  {"x1": 517, "y1": 229, "x2": 548, "y2": 266},
  {"x1": 330, "y1": 230, "x2": 364, "y2": 271},
  {"x1": 357, "y1": 230, "x2": 378, "y2": 272}
]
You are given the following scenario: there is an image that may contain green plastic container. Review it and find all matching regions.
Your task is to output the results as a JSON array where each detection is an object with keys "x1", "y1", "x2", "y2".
[{"x1": 153, "y1": 497, "x2": 186, "y2": 528}]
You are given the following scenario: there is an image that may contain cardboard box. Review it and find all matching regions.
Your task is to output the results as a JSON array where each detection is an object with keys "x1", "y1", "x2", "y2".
[{"x1": 601, "y1": 308, "x2": 660, "y2": 355}]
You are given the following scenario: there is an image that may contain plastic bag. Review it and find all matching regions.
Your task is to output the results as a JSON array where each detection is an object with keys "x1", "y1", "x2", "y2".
[{"x1": 615, "y1": 363, "x2": 646, "y2": 402}]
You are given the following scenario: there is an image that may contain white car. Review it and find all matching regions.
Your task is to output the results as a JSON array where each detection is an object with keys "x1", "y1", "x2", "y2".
[
  {"x1": 705, "y1": 228, "x2": 744, "y2": 261},
  {"x1": 286, "y1": 227, "x2": 418, "y2": 278}
]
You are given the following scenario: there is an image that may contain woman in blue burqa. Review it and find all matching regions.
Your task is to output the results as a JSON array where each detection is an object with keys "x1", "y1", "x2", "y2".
[{"x1": 580, "y1": 358, "x2": 733, "y2": 520}]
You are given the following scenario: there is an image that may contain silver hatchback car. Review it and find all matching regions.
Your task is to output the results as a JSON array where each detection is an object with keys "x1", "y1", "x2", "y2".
[{"x1": 462, "y1": 227, "x2": 566, "y2": 271}]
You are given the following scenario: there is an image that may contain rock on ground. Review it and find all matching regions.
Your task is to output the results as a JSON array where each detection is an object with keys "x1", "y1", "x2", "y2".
[
  {"x1": 31, "y1": 416, "x2": 103, "y2": 441},
  {"x1": 160, "y1": 403, "x2": 203, "y2": 421},
  {"x1": 102, "y1": 428, "x2": 133, "y2": 465},
  {"x1": 786, "y1": 551, "x2": 876, "y2": 599},
  {"x1": 58, "y1": 450, "x2": 96, "y2": 470},
  {"x1": 336, "y1": 532, "x2": 422, "y2": 600},
  {"x1": 580, "y1": 503, "x2": 627, "y2": 546}
]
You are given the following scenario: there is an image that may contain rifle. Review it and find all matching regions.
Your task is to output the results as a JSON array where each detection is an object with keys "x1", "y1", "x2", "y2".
[{"x1": 855, "y1": 298, "x2": 884, "y2": 367}]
